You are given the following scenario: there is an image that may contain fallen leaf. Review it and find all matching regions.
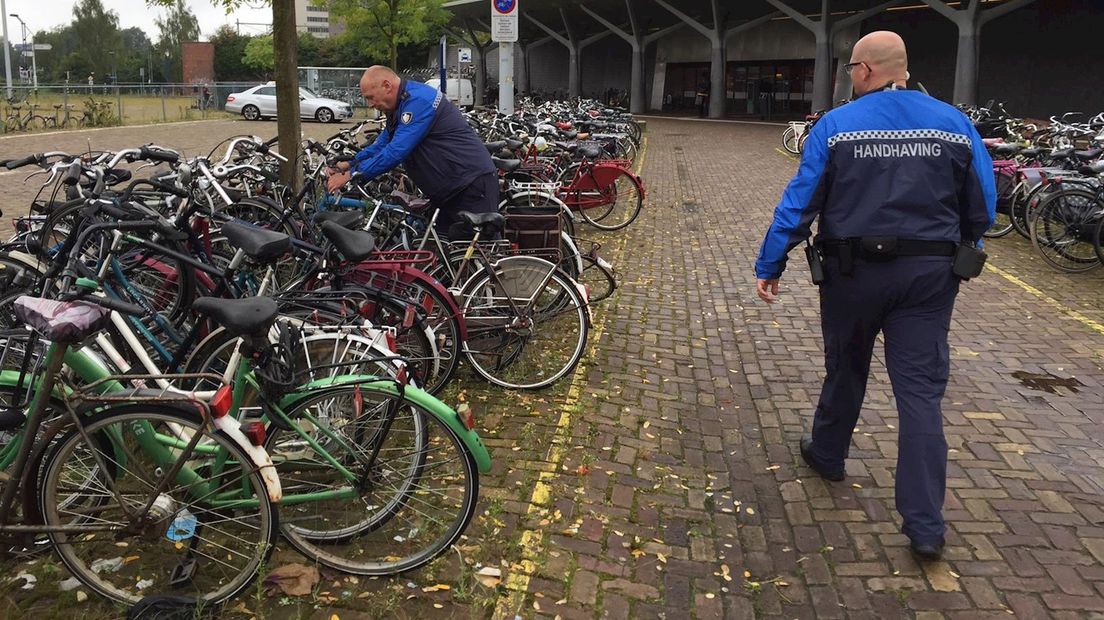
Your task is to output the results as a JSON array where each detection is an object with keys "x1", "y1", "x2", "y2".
[
  {"x1": 475, "y1": 567, "x2": 502, "y2": 588},
  {"x1": 266, "y1": 563, "x2": 321, "y2": 597}
]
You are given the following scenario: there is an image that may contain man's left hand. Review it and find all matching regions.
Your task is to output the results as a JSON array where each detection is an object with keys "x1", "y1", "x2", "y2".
[
  {"x1": 327, "y1": 171, "x2": 353, "y2": 193},
  {"x1": 756, "y1": 278, "x2": 780, "y2": 304}
]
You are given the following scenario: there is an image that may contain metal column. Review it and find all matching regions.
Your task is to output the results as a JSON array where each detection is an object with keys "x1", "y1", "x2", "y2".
[{"x1": 499, "y1": 41, "x2": 514, "y2": 114}]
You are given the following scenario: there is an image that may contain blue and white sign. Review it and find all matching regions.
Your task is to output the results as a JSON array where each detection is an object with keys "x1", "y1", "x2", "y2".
[{"x1": 491, "y1": 0, "x2": 518, "y2": 42}]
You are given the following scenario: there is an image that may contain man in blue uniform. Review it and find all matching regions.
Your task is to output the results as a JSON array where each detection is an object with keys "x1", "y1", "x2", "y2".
[
  {"x1": 753, "y1": 32, "x2": 995, "y2": 561},
  {"x1": 327, "y1": 66, "x2": 498, "y2": 238}
]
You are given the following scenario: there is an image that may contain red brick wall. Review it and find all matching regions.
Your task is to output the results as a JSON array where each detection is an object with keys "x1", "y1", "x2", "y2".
[{"x1": 182, "y1": 42, "x2": 215, "y2": 84}]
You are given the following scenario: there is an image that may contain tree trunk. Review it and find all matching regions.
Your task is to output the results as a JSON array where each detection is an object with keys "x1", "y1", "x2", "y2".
[
  {"x1": 272, "y1": 0, "x2": 302, "y2": 191},
  {"x1": 390, "y1": 42, "x2": 398, "y2": 71}
]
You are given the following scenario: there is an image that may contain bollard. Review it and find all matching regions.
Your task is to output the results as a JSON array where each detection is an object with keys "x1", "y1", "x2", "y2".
[{"x1": 161, "y1": 86, "x2": 167, "y2": 122}]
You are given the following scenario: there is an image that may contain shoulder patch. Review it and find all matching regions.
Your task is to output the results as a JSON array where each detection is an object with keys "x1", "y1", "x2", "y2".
[
  {"x1": 401, "y1": 111, "x2": 413, "y2": 124},
  {"x1": 433, "y1": 91, "x2": 443, "y2": 110}
]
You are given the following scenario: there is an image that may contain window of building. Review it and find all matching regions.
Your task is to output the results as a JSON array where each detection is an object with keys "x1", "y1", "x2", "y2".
[
  {"x1": 307, "y1": 16, "x2": 328, "y2": 22},
  {"x1": 307, "y1": 26, "x2": 329, "y2": 33},
  {"x1": 306, "y1": 5, "x2": 327, "y2": 11}
]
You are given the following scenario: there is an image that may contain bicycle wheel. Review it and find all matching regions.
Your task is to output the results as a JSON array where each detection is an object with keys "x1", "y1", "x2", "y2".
[
  {"x1": 1029, "y1": 188, "x2": 1104, "y2": 273},
  {"x1": 1094, "y1": 213, "x2": 1104, "y2": 266},
  {"x1": 269, "y1": 383, "x2": 479, "y2": 575},
  {"x1": 461, "y1": 256, "x2": 588, "y2": 389},
  {"x1": 39, "y1": 406, "x2": 278, "y2": 606},
  {"x1": 782, "y1": 126, "x2": 799, "y2": 154},
  {"x1": 579, "y1": 168, "x2": 644, "y2": 231}
]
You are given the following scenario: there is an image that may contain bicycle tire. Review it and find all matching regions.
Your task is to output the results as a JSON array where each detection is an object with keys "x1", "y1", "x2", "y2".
[
  {"x1": 579, "y1": 167, "x2": 644, "y2": 231},
  {"x1": 782, "y1": 126, "x2": 799, "y2": 154},
  {"x1": 269, "y1": 383, "x2": 479, "y2": 575},
  {"x1": 39, "y1": 406, "x2": 278, "y2": 606},
  {"x1": 460, "y1": 256, "x2": 589, "y2": 389},
  {"x1": 1029, "y1": 188, "x2": 1104, "y2": 273}
]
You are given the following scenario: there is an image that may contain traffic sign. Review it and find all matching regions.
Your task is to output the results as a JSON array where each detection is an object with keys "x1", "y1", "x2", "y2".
[
  {"x1": 491, "y1": 0, "x2": 517, "y2": 43},
  {"x1": 33, "y1": 44, "x2": 51, "y2": 51},
  {"x1": 21, "y1": 51, "x2": 34, "y2": 57},
  {"x1": 458, "y1": 47, "x2": 472, "y2": 63}
]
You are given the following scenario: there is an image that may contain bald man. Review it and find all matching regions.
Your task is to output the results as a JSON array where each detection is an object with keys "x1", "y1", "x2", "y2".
[
  {"x1": 328, "y1": 66, "x2": 498, "y2": 238},
  {"x1": 754, "y1": 31, "x2": 995, "y2": 561}
]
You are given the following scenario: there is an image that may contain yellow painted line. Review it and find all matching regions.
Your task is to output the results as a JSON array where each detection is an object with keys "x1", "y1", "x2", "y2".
[
  {"x1": 984, "y1": 262, "x2": 1104, "y2": 336},
  {"x1": 492, "y1": 138, "x2": 644, "y2": 619},
  {"x1": 775, "y1": 147, "x2": 798, "y2": 162}
]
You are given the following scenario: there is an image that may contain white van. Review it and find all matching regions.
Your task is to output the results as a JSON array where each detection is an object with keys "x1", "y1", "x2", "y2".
[{"x1": 425, "y1": 78, "x2": 474, "y2": 109}]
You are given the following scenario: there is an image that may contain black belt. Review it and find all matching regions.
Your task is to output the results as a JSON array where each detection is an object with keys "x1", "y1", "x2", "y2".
[{"x1": 819, "y1": 238, "x2": 956, "y2": 258}]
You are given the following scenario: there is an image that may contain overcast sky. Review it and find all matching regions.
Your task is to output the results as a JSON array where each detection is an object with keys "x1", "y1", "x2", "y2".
[{"x1": 0, "y1": 0, "x2": 275, "y2": 42}]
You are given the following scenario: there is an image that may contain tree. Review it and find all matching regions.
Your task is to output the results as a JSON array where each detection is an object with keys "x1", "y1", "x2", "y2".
[
  {"x1": 71, "y1": 0, "x2": 122, "y2": 79},
  {"x1": 242, "y1": 35, "x2": 275, "y2": 75},
  {"x1": 119, "y1": 27, "x2": 154, "y2": 82},
  {"x1": 326, "y1": 0, "x2": 450, "y2": 70},
  {"x1": 149, "y1": 0, "x2": 301, "y2": 190},
  {"x1": 154, "y1": 0, "x2": 201, "y2": 82},
  {"x1": 209, "y1": 25, "x2": 253, "y2": 81}
]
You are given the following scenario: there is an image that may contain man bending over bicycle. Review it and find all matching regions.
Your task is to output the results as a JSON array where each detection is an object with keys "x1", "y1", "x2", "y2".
[{"x1": 326, "y1": 65, "x2": 499, "y2": 239}]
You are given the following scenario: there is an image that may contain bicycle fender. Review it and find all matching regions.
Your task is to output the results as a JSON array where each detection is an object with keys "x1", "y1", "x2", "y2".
[
  {"x1": 213, "y1": 415, "x2": 283, "y2": 503},
  {"x1": 279, "y1": 377, "x2": 492, "y2": 473}
]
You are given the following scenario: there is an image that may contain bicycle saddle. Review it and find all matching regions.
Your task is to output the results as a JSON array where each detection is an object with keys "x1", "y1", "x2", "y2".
[
  {"x1": 1077, "y1": 160, "x2": 1104, "y2": 176},
  {"x1": 492, "y1": 157, "x2": 522, "y2": 173},
  {"x1": 579, "y1": 144, "x2": 604, "y2": 160},
  {"x1": 483, "y1": 140, "x2": 507, "y2": 153},
  {"x1": 220, "y1": 220, "x2": 292, "y2": 264},
  {"x1": 389, "y1": 190, "x2": 432, "y2": 213},
  {"x1": 505, "y1": 138, "x2": 525, "y2": 150},
  {"x1": 192, "y1": 296, "x2": 278, "y2": 338},
  {"x1": 1074, "y1": 147, "x2": 1103, "y2": 161},
  {"x1": 312, "y1": 210, "x2": 363, "y2": 229},
  {"x1": 1020, "y1": 147, "x2": 1044, "y2": 158},
  {"x1": 991, "y1": 143, "x2": 1020, "y2": 156},
  {"x1": 13, "y1": 296, "x2": 111, "y2": 343},
  {"x1": 320, "y1": 220, "x2": 376, "y2": 262},
  {"x1": 459, "y1": 211, "x2": 506, "y2": 230}
]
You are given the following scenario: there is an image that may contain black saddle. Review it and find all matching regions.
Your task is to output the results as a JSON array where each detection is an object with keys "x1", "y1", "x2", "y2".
[
  {"x1": 193, "y1": 296, "x2": 278, "y2": 338},
  {"x1": 991, "y1": 143, "x2": 1020, "y2": 156},
  {"x1": 1078, "y1": 160, "x2": 1104, "y2": 176},
  {"x1": 1050, "y1": 147, "x2": 1075, "y2": 160},
  {"x1": 459, "y1": 211, "x2": 506, "y2": 230},
  {"x1": 1075, "y1": 147, "x2": 1103, "y2": 161},
  {"x1": 492, "y1": 157, "x2": 522, "y2": 173},
  {"x1": 1019, "y1": 147, "x2": 1043, "y2": 158},
  {"x1": 579, "y1": 144, "x2": 604, "y2": 160},
  {"x1": 505, "y1": 138, "x2": 525, "y2": 150},
  {"x1": 313, "y1": 210, "x2": 363, "y2": 229},
  {"x1": 483, "y1": 140, "x2": 507, "y2": 153},
  {"x1": 561, "y1": 129, "x2": 578, "y2": 140},
  {"x1": 220, "y1": 221, "x2": 293, "y2": 263},
  {"x1": 320, "y1": 220, "x2": 376, "y2": 262}
]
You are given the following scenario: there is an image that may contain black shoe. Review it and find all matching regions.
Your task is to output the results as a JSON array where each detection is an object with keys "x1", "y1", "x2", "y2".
[
  {"x1": 799, "y1": 436, "x2": 845, "y2": 481},
  {"x1": 910, "y1": 541, "x2": 945, "y2": 562}
]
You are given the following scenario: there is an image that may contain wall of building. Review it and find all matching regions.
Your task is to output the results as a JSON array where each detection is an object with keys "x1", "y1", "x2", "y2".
[
  {"x1": 505, "y1": 1, "x2": 1103, "y2": 117},
  {"x1": 182, "y1": 42, "x2": 215, "y2": 85}
]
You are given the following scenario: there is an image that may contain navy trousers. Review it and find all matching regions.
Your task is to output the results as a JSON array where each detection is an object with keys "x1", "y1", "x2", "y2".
[{"x1": 808, "y1": 256, "x2": 959, "y2": 545}]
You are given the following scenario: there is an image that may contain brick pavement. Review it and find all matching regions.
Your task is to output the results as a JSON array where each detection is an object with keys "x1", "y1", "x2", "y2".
[
  {"x1": 1, "y1": 118, "x2": 1103, "y2": 618},
  {"x1": 493, "y1": 118, "x2": 1104, "y2": 619}
]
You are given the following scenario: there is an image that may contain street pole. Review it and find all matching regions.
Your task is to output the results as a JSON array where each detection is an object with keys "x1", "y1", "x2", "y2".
[
  {"x1": 0, "y1": 0, "x2": 11, "y2": 99},
  {"x1": 10, "y1": 13, "x2": 23, "y2": 87}
]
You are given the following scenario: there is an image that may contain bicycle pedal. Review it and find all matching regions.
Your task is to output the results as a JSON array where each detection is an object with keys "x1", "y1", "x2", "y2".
[
  {"x1": 168, "y1": 557, "x2": 198, "y2": 588},
  {"x1": 0, "y1": 408, "x2": 26, "y2": 432}
]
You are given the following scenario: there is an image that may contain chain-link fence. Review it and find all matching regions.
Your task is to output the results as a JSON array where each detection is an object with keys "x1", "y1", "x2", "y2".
[{"x1": 0, "y1": 81, "x2": 378, "y2": 134}]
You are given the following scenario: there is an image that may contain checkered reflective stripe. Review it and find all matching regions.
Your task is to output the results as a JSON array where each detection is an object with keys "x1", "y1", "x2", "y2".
[{"x1": 827, "y1": 129, "x2": 972, "y2": 148}]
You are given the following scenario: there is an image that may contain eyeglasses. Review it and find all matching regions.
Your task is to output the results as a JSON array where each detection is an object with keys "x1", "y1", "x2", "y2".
[{"x1": 843, "y1": 61, "x2": 869, "y2": 76}]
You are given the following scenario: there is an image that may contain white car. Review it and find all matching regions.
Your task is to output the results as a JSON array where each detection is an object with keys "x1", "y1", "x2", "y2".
[{"x1": 225, "y1": 82, "x2": 354, "y2": 123}]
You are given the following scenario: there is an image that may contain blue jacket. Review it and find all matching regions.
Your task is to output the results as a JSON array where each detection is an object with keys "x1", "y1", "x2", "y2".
[
  {"x1": 754, "y1": 89, "x2": 996, "y2": 280},
  {"x1": 352, "y1": 79, "x2": 495, "y2": 203}
]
